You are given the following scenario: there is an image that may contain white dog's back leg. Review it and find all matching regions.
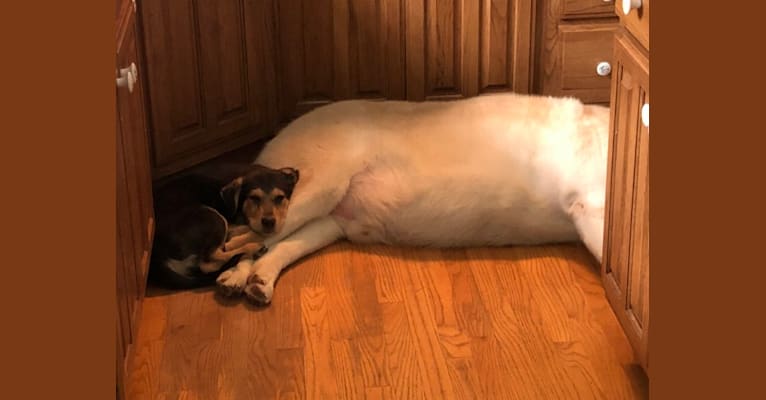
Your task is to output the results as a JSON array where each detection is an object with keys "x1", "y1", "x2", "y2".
[
  {"x1": 568, "y1": 195, "x2": 605, "y2": 263},
  {"x1": 244, "y1": 216, "x2": 344, "y2": 305}
]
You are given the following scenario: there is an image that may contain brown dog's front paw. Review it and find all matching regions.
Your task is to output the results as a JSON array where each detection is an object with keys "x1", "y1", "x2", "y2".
[{"x1": 244, "y1": 278, "x2": 273, "y2": 306}]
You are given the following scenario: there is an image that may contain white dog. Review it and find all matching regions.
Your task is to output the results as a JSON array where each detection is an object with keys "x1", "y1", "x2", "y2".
[{"x1": 216, "y1": 93, "x2": 609, "y2": 305}]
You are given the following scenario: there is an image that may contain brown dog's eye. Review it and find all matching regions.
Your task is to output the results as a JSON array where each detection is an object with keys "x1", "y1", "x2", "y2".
[
  {"x1": 273, "y1": 195, "x2": 285, "y2": 205},
  {"x1": 249, "y1": 195, "x2": 261, "y2": 205}
]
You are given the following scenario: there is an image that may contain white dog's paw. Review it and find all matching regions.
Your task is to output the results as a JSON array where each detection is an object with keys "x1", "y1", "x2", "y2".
[
  {"x1": 216, "y1": 268, "x2": 250, "y2": 296},
  {"x1": 244, "y1": 274, "x2": 274, "y2": 306}
]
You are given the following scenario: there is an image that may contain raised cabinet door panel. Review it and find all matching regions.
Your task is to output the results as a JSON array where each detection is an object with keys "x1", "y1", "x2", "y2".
[
  {"x1": 141, "y1": 0, "x2": 206, "y2": 164},
  {"x1": 628, "y1": 91, "x2": 649, "y2": 370},
  {"x1": 406, "y1": 0, "x2": 479, "y2": 100},
  {"x1": 348, "y1": 0, "x2": 407, "y2": 100},
  {"x1": 602, "y1": 32, "x2": 649, "y2": 371},
  {"x1": 142, "y1": 0, "x2": 266, "y2": 168},
  {"x1": 276, "y1": 0, "x2": 406, "y2": 120},
  {"x1": 603, "y1": 55, "x2": 637, "y2": 299},
  {"x1": 197, "y1": 0, "x2": 254, "y2": 131},
  {"x1": 408, "y1": 0, "x2": 535, "y2": 98},
  {"x1": 422, "y1": 0, "x2": 478, "y2": 99},
  {"x1": 479, "y1": 0, "x2": 534, "y2": 94}
]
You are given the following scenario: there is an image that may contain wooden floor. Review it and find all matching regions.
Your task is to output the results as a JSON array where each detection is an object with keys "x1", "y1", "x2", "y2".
[{"x1": 126, "y1": 242, "x2": 648, "y2": 400}]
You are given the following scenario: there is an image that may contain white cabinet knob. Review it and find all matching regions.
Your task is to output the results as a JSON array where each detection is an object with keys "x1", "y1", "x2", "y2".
[
  {"x1": 596, "y1": 62, "x2": 612, "y2": 77},
  {"x1": 116, "y1": 62, "x2": 138, "y2": 93},
  {"x1": 622, "y1": 0, "x2": 642, "y2": 15},
  {"x1": 641, "y1": 103, "x2": 649, "y2": 128}
]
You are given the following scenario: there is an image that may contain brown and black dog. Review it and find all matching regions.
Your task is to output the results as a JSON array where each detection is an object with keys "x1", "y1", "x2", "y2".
[{"x1": 148, "y1": 164, "x2": 299, "y2": 289}]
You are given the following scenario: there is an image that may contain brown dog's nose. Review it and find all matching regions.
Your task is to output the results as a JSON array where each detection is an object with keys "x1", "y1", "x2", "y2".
[{"x1": 261, "y1": 217, "x2": 276, "y2": 229}]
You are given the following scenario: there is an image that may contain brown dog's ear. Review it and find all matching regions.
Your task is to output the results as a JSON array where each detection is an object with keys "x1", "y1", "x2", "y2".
[
  {"x1": 280, "y1": 167, "x2": 300, "y2": 186},
  {"x1": 220, "y1": 177, "x2": 243, "y2": 218}
]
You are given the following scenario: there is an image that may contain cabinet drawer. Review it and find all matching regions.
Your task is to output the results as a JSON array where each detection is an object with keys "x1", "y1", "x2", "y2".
[
  {"x1": 557, "y1": 23, "x2": 618, "y2": 102},
  {"x1": 616, "y1": 0, "x2": 649, "y2": 50},
  {"x1": 562, "y1": 0, "x2": 616, "y2": 19}
]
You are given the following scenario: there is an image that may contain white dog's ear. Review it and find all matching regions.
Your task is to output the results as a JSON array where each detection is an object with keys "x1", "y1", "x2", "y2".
[
  {"x1": 280, "y1": 167, "x2": 300, "y2": 186},
  {"x1": 220, "y1": 177, "x2": 243, "y2": 218}
]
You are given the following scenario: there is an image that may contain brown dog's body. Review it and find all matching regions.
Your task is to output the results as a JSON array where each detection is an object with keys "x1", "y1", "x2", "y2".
[{"x1": 148, "y1": 165, "x2": 299, "y2": 289}]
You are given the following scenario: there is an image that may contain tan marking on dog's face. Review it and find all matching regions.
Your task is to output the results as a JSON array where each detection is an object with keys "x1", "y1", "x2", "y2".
[{"x1": 241, "y1": 187, "x2": 291, "y2": 236}]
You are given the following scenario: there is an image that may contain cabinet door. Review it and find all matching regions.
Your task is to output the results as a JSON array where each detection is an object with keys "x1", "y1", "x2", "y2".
[
  {"x1": 275, "y1": 0, "x2": 407, "y2": 120},
  {"x1": 116, "y1": 4, "x2": 154, "y2": 389},
  {"x1": 405, "y1": 0, "x2": 533, "y2": 100},
  {"x1": 629, "y1": 91, "x2": 649, "y2": 371},
  {"x1": 602, "y1": 32, "x2": 649, "y2": 370},
  {"x1": 141, "y1": 0, "x2": 274, "y2": 176},
  {"x1": 274, "y1": 0, "x2": 533, "y2": 115},
  {"x1": 117, "y1": 6, "x2": 154, "y2": 291}
]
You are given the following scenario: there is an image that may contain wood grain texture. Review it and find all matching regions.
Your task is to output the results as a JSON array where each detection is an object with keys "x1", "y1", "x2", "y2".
[
  {"x1": 562, "y1": 0, "x2": 616, "y2": 19},
  {"x1": 405, "y1": 0, "x2": 479, "y2": 100},
  {"x1": 275, "y1": 0, "x2": 406, "y2": 121},
  {"x1": 117, "y1": 4, "x2": 155, "y2": 396},
  {"x1": 616, "y1": 0, "x2": 649, "y2": 50},
  {"x1": 408, "y1": 0, "x2": 533, "y2": 100},
  {"x1": 602, "y1": 31, "x2": 650, "y2": 373},
  {"x1": 126, "y1": 243, "x2": 647, "y2": 399},
  {"x1": 140, "y1": 0, "x2": 273, "y2": 176},
  {"x1": 538, "y1": 20, "x2": 617, "y2": 103},
  {"x1": 534, "y1": 0, "x2": 618, "y2": 104},
  {"x1": 479, "y1": 0, "x2": 534, "y2": 94}
]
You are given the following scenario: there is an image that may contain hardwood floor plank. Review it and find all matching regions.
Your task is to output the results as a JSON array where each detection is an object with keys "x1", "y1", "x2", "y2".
[
  {"x1": 126, "y1": 296, "x2": 168, "y2": 399},
  {"x1": 274, "y1": 348, "x2": 306, "y2": 400},
  {"x1": 127, "y1": 243, "x2": 648, "y2": 399},
  {"x1": 401, "y1": 262, "x2": 458, "y2": 399},
  {"x1": 217, "y1": 296, "x2": 274, "y2": 400},
  {"x1": 300, "y1": 287, "x2": 337, "y2": 400},
  {"x1": 330, "y1": 339, "x2": 365, "y2": 399},
  {"x1": 354, "y1": 334, "x2": 388, "y2": 389},
  {"x1": 379, "y1": 302, "x2": 428, "y2": 400}
]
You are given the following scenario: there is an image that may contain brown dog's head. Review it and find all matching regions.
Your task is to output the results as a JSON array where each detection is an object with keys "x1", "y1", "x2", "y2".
[{"x1": 220, "y1": 165, "x2": 300, "y2": 236}]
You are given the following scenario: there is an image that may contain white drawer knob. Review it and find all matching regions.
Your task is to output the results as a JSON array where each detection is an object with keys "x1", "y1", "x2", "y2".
[
  {"x1": 622, "y1": 0, "x2": 642, "y2": 15},
  {"x1": 596, "y1": 62, "x2": 612, "y2": 77},
  {"x1": 116, "y1": 62, "x2": 138, "y2": 93},
  {"x1": 641, "y1": 103, "x2": 649, "y2": 128}
]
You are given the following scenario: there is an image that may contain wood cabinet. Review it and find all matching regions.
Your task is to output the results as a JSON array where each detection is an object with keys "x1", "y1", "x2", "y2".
[
  {"x1": 140, "y1": 0, "x2": 536, "y2": 173},
  {"x1": 275, "y1": 0, "x2": 535, "y2": 118},
  {"x1": 602, "y1": 28, "x2": 650, "y2": 372},
  {"x1": 274, "y1": 0, "x2": 407, "y2": 120},
  {"x1": 139, "y1": 0, "x2": 278, "y2": 178},
  {"x1": 535, "y1": 0, "x2": 618, "y2": 104},
  {"x1": 405, "y1": 0, "x2": 535, "y2": 101},
  {"x1": 116, "y1": 1, "x2": 154, "y2": 397}
]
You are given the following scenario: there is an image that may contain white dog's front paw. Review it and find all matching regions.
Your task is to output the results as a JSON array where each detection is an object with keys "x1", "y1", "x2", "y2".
[
  {"x1": 216, "y1": 268, "x2": 250, "y2": 296},
  {"x1": 244, "y1": 274, "x2": 274, "y2": 306}
]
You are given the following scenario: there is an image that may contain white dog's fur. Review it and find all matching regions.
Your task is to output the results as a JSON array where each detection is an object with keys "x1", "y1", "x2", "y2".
[{"x1": 216, "y1": 93, "x2": 609, "y2": 304}]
